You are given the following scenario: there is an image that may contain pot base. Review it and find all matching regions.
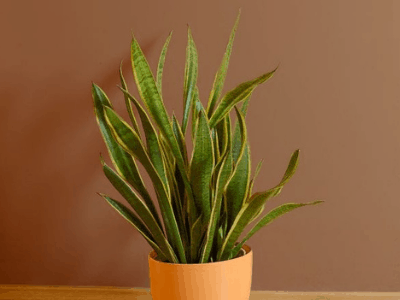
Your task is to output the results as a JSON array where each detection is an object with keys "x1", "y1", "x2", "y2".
[{"x1": 148, "y1": 245, "x2": 253, "y2": 300}]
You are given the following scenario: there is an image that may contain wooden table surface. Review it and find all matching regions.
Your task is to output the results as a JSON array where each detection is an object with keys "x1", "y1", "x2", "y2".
[{"x1": 1, "y1": 285, "x2": 400, "y2": 300}]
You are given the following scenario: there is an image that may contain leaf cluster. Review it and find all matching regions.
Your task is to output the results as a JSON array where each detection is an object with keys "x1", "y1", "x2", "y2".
[{"x1": 92, "y1": 11, "x2": 323, "y2": 263}]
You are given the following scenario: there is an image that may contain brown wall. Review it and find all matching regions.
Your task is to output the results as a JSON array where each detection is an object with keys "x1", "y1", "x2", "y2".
[{"x1": 1, "y1": 0, "x2": 399, "y2": 291}]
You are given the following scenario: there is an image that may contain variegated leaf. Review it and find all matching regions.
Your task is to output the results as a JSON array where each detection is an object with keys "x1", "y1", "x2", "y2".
[
  {"x1": 209, "y1": 68, "x2": 277, "y2": 127},
  {"x1": 104, "y1": 105, "x2": 187, "y2": 263},
  {"x1": 206, "y1": 10, "x2": 241, "y2": 117}
]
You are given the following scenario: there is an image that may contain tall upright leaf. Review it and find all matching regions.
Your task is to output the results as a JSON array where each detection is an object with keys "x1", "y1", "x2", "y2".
[
  {"x1": 190, "y1": 110, "x2": 214, "y2": 223},
  {"x1": 156, "y1": 31, "x2": 173, "y2": 95},
  {"x1": 130, "y1": 35, "x2": 195, "y2": 211},
  {"x1": 226, "y1": 145, "x2": 251, "y2": 229},
  {"x1": 182, "y1": 27, "x2": 198, "y2": 134},
  {"x1": 172, "y1": 115, "x2": 188, "y2": 166},
  {"x1": 226, "y1": 106, "x2": 250, "y2": 229},
  {"x1": 190, "y1": 214, "x2": 206, "y2": 262},
  {"x1": 199, "y1": 150, "x2": 232, "y2": 263},
  {"x1": 206, "y1": 10, "x2": 241, "y2": 117},
  {"x1": 191, "y1": 87, "x2": 202, "y2": 140}
]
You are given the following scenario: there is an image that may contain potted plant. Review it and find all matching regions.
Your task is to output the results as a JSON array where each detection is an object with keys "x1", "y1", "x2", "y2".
[{"x1": 92, "y1": 10, "x2": 323, "y2": 300}]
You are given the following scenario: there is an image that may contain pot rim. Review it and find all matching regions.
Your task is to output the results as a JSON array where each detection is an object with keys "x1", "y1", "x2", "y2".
[{"x1": 148, "y1": 244, "x2": 252, "y2": 266}]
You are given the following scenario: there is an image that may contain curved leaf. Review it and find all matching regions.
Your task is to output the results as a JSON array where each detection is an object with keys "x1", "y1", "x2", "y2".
[
  {"x1": 230, "y1": 200, "x2": 324, "y2": 258},
  {"x1": 92, "y1": 84, "x2": 153, "y2": 217},
  {"x1": 209, "y1": 68, "x2": 277, "y2": 127},
  {"x1": 156, "y1": 31, "x2": 173, "y2": 95},
  {"x1": 218, "y1": 149, "x2": 300, "y2": 260},
  {"x1": 207, "y1": 9, "x2": 241, "y2": 117},
  {"x1": 101, "y1": 163, "x2": 177, "y2": 263},
  {"x1": 119, "y1": 65, "x2": 141, "y2": 136},
  {"x1": 98, "y1": 193, "x2": 169, "y2": 262}
]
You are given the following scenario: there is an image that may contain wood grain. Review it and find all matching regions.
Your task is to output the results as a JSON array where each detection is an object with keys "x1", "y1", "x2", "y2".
[{"x1": 0, "y1": 285, "x2": 399, "y2": 300}]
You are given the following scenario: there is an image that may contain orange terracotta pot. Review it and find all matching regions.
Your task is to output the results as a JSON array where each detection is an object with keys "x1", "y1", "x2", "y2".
[{"x1": 148, "y1": 244, "x2": 253, "y2": 300}]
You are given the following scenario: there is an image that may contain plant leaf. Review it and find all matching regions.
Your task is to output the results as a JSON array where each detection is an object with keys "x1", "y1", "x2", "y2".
[
  {"x1": 172, "y1": 115, "x2": 188, "y2": 166},
  {"x1": 101, "y1": 162, "x2": 178, "y2": 263},
  {"x1": 119, "y1": 88, "x2": 169, "y2": 190},
  {"x1": 119, "y1": 64, "x2": 141, "y2": 136},
  {"x1": 190, "y1": 214, "x2": 206, "y2": 262},
  {"x1": 218, "y1": 149, "x2": 300, "y2": 260},
  {"x1": 98, "y1": 193, "x2": 169, "y2": 262},
  {"x1": 131, "y1": 35, "x2": 195, "y2": 217},
  {"x1": 225, "y1": 104, "x2": 250, "y2": 229},
  {"x1": 156, "y1": 31, "x2": 173, "y2": 96},
  {"x1": 248, "y1": 160, "x2": 264, "y2": 222},
  {"x1": 190, "y1": 109, "x2": 214, "y2": 223},
  {"x1": 226, "y1": 144, "x2": 251, "y2": 230},
  {"x1": 206, "y1": 9, "x2": 241, "y2": 117},
  {"x1": 182, "y1": 26, "x2": 199, "y2": 134},
  {"x1": 104, "y1": 106, "x2": 187, "y2": 263},
  {"x1": 231, "y1": 92, "x2": 251, "y2": 162},
  {"x1": 92, "y1": 83, "x2": 153, "y2": 218},
  {"x1": 199, "y1": 150, "x2": 232, "y2": 263},
  {"x1": 191, "y1": 87, "x2": 202, "y2": 141},
  {"x1": 232, "y1": 106, "x2": 247, "y2": 164},
  {"x1": 230, "y1": 200, "x2": 324, "y2": 258},
  {"x1": 209, "y1": 68, "x2": 277, "y2": 127}
]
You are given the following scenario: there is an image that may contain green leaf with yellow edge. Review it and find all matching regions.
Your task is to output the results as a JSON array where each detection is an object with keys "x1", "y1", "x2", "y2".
[
  {"x1": 231, "y1": 92, "x2": 252, "y2": 162},
  {"x1": 101, "y1": 163, "x2": 177, "y2": 263},
  {"x1": 182, "y1": 26, "x2": 199, "y2": 134},
  {"x1": 103, "y1": 106, "x2": 187, "y2": 263},
  {"x1": 190, "y1": 109, "x2": 214, "y2": 223},
  {"x1": 232, "y1": 106, "x2": 247, "y2": 164},
  {"x1": 156, "y1": 31, "x2": 173, "y2": 95},
  {"x1": 206, "y1": 10, "x2": 241, "y2": 117},
  {"x1": 218, "y1": 149, "x2": 300, "y2": 260},
  {"x1": 92, "y1": 83, "x2": 152, "y2": 217},
  {"x1": 225, "y1": 106, "x2": 250, "y2": 229},
  {"x1": 190, "y1": 214, "x2": 206, "y2": 263},
  {"x1": 230, "y1": 200, "x2": 324, "y2": 258},
  {"x1": 131, "y1": 35, "x2": 195, "y2": 217},
  {"x1": 191, "y1": 87, "x2": 202, "y2": 140},
  {"x1": 119, "y1": 88, "x2": 169, "y2": 190},
  {"x1": 98, "y1": 193, "x2": 169, "y2": 262},
  {"x1": 226, "y1": 144, "x2": 251, "y2": 230},
  {"x1": 199, "y1": 150, "x2": 232, "y2": 263},
  {"x1": 209, "y1": 68, "x2": 277, "y2": 127},
  {"x1": 172, "y1": 115, "x2": 188, "y2": 166},
  {"x1": 248, "y1": 160, "x2": 264, "y2": 222},
  {"x1": 119, "y1": 64, "x2": 141, "y2": 136},
  {"x1": 215, "y1": 117, "x2": 229, "y2": 159}
]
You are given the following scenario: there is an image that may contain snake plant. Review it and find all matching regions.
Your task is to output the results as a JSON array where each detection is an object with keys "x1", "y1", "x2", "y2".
[{"x1": 92, "y1": 11, "x2": 323, "y2": 264}]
